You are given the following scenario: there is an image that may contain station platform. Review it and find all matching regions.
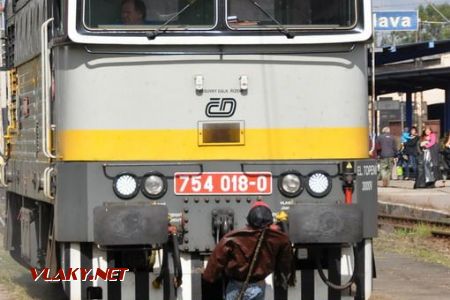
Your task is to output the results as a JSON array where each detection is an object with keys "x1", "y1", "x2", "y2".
[{"x1": 378, "y1": 180, "x2": 450, "y2": 215}]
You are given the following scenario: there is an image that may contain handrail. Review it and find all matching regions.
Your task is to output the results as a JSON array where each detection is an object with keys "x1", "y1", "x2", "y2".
[
  {"x1": 43, "y1": 166, "x2": 55, "y2": 200},
  {"x1": 40, "y1": 18, "x2": 56, "y2": 159},
  {"x1": 43, "y1": 167, "x2": 48, "y2": 197},
  {"x1": 0, "y1": 158, "x2": 7, "y2": 187}
]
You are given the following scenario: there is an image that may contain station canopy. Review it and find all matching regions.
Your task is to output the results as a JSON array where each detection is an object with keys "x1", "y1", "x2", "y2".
[{"x1": 369, "y1": 39, "x2": 450, "y2": 95}]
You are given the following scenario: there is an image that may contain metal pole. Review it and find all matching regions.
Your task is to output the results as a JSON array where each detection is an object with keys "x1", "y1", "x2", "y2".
[
  {"x1": 400, "y1": 102, "x2": 404, "y2": 131},
  {"x1": 417, "y1": 92, "x2": 424, "y2": 133},
  {"x1": 406, "y1": 92, "x2": 413, "y2": 129},
  {"x1": 0, "y1": 23, "x2": 6, "y2": 158},
  {"x1": 370, "y1": 21, "x2": 377, "y2": 154},
  {"x1": 445, "y1": 88, "x2": 450, "y2": 134}
]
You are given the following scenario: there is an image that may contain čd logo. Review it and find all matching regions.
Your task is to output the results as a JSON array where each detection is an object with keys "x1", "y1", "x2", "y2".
[{"x1": 205, "y1": 98, "x2": 236, "y2": 117}]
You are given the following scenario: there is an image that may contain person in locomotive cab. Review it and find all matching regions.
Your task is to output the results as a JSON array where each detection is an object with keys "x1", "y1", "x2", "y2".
[
  {"x1": 121, "y1": 0, "x2": 146, "y2": 25},
  {"x1": 203, "y1": 201, "x2": 293, "y2": 300}
]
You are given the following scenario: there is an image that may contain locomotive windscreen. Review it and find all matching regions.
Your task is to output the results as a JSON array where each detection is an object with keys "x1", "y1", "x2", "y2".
[
  {"x1": 83, "y1": 0, "x2": 356, "y2": 30},
  {"x1": 227, "y1": 0, "x2": 357, "y2": 29},
  {"x1": 83, "y1": 0, "x2": 215, "y2": 28}
]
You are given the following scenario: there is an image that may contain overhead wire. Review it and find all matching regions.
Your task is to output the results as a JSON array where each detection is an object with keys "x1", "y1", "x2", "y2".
[
  {"x1": 373, "y1": 0, "x2": 448, "y2": 10},
  {"x1": 425, "y1": 0, "x2": 450, "y2": 23}
]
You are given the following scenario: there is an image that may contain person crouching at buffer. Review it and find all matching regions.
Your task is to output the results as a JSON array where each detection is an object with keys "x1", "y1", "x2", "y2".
[{"x1": 203, "y1": 201, "x2": 294, "y2": 300}]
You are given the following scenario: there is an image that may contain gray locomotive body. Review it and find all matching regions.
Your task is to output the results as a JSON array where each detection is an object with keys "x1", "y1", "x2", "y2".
[{"x1": 1, "y1": 0, "x2": 377, "y2": 299}]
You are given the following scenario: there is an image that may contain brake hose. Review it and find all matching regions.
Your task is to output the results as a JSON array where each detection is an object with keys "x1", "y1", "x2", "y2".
[
  {"x1": 171, "y1": 232, "x2": 183, "y2": 288},
  {"x1": 315, "y1": 246, "x2": 358, "y2": 290}
]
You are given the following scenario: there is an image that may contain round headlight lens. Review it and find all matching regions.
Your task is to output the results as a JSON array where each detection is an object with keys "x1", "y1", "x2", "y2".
[
  {"x1": 113, "y1": 174, "x2": 138, "y2": 199},
  {"x1": 142, "y1": 174, "x2": 167, "y2": 199},
  {"x1": 279, "y1": 173, "x2": 303, "y2": 197},
  {"x1": 306, "y1": 172, "x2": 331, "y2": 197}
]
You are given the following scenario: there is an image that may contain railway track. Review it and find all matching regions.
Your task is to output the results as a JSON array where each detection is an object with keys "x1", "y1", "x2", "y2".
[{"x1": 378, "y1": 214, "x2": 450, "y2": 239}]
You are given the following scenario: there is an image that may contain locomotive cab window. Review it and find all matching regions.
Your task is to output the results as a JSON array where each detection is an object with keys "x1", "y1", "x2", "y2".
[
  {"x1": 226, "y1": 0, "x2": 357, "y2": 29},
  {"x1": 83, "y1": 0, "x2": 216, "y2": 30}
]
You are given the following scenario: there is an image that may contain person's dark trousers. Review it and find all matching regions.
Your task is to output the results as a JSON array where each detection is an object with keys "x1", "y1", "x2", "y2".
[
  {"x1": 405, "y1": 154, "x2": 417, "y2": 179},
  {"x1": 414, "y1": 154, "x2": 426, "y2": 188},
  {"x1": 445, "y1": 153, "x2": 450, "y2": 179}
]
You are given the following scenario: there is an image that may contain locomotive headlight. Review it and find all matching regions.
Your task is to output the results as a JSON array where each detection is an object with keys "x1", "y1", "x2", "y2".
[
  {"x1": 142, "y1": 173, "x2": 167, "y2": 199},
  {"x1": 113, "y1": 173, "x2": 139, "y2": 199},
  {"x1": 306, "y1": 172, "x2": 332, "y2": 197},
  {"x1": 279, "y1": 173, "x2": 303, "y2": 197}
]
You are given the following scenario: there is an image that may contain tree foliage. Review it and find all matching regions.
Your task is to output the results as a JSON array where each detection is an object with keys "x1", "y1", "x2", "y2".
[
  {"x1": 377, "y1": 3, "x2": 450, "y2": 46},
  {"x1": 418, "y1": 3, "x2": 450, "y2": 41}
]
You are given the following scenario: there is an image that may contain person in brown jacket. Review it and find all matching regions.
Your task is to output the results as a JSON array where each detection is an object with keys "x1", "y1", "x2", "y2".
[{"x1": 203, "y1": 201, "x2": 293, "y2": 300}]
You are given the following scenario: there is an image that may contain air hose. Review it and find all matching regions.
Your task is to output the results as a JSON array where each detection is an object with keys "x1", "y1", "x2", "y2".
[
  {"x1": 171, "y1": 231, "x2": 183, "y2": 288},
  {"x1": 315, "y1": 246, "x2": 358, "y2": 290},
  {"x1": 152, "y1": 226, "x2": 183, "y2": 296}
]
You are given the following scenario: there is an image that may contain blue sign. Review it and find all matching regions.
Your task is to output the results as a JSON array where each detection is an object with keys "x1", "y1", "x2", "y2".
[{"x1": 373, "y1": 11, "x2": 418, "y2": 31}]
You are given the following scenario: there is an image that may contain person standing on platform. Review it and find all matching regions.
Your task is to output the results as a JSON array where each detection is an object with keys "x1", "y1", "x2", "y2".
[
  {"x1": 415, "y1": 127, "x2": 439, "y2": 188},
  {"x1": 403, "y1": 127, "x2": 419, "y2": 180},
  {"x1": 442, "y1": 132, "x2": 450, "y2": 179},
  {"x1": 376, "y1": 127, "x2": 397, "y2": 187},
  {"x1": 424, "y1": 127, "x2": 440, "y2": 184}
]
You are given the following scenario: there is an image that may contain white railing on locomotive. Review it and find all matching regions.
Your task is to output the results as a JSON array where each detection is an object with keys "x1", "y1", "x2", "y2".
[{"x1": 40, "y1": 18, "x2": 56, "y2": 159}]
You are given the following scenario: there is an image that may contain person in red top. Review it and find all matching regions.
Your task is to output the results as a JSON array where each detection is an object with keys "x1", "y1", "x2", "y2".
[
  {"x1": 203, "y1": 201, "x2": 293, "y2": 300},
  {"x1": 422, "y1": 127, "x2": 437, "y2": 149},
  {"x1": 415, "y1": 127, "x2": 440, "y2": 188},
  {"x1": 423, "y1": 127, "x2": 441, "y2": 183}
]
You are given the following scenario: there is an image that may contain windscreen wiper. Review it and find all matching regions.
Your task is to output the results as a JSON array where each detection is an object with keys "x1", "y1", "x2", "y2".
[
  {"x1": 245, "y1": 0, "x2": 294, "y2": 39},
  {"x1": 147, "y1": 0, "x2": 198, "y2": 40}
]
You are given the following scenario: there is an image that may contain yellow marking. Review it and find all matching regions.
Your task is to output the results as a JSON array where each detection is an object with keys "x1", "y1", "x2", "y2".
[
  {"x1": 346, "y1": 162, "x2": 353, "y2": 169},
  {"x1": 57, "y1": 127, "x2": 369, "y2": 161},
  {"x1": 8, "y1": 69, "x2": 18, "y2": 97}
]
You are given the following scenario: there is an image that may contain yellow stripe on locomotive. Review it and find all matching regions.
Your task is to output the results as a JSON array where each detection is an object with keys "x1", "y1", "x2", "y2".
[{"x1": 58, "y1": 127, "x2": 369, "y2": 161}]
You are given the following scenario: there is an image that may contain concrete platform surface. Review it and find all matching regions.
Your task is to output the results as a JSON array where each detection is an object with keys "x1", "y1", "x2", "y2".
[
  {"x1": 371, "y1": 251, "x2": 450, "y2": 300},
  {"x1": 378, "y1": 180, "x2": 450, "y2": 215}
]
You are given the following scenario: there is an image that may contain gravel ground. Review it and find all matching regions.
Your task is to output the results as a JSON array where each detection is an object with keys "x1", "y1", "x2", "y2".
[{"x1": 0, "y1": 192, "x2": 65, "y2": 300}]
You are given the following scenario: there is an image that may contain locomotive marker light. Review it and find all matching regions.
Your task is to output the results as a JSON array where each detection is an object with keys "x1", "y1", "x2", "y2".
[
  {"x1": 306, "y1": 172, "x2": 332, "y2": 198},
  {"x1": 113, "y1": 173, "x2": 139, "y2": 199},
  {"x1": 342, "y1": 161, "x2": 356, "y2": 204},
  {"x1": 142, "y1": 173, "x2": 167, "y2": 199},
  {"x1": 278, "y1": 173, "x2": 303, "y2": 197}
]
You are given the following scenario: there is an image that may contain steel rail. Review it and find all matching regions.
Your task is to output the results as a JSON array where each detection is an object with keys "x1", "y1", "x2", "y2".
[
  {"x1": 378, "y1": 214, "x2": 450, "y2": 239},
  {"x1": 378, "y1": 214, "x2": 450, "y2": 227}
]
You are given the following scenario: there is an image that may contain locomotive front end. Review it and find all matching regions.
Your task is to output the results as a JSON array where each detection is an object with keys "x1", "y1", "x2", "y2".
[{"x1": 2, "y1": 0, "x2": 376, "y2": 299}]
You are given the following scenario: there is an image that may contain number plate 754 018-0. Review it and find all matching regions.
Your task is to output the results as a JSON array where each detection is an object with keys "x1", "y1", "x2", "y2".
[{"x1": 174, "y1": 172, "x2": 272, "y2": 195}]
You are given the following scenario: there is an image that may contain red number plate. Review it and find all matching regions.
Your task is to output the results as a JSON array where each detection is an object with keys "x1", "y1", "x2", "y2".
[{"x1": 174, "y1": 172, "x2": 272, "y2": 195}]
